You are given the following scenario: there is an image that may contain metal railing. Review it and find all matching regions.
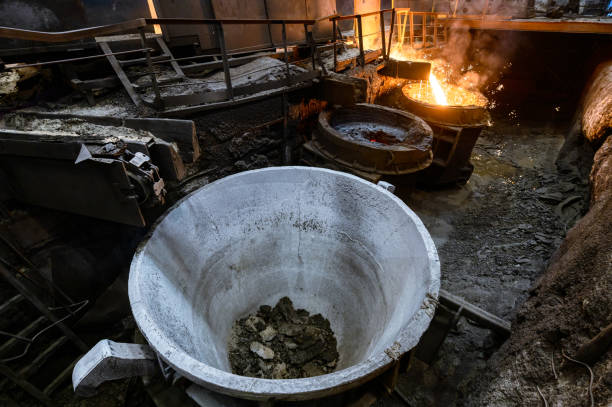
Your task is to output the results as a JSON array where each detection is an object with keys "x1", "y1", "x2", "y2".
[
  {"x1": 0, "y1": 18, "x2": 318, "y2": 105},
  {"x1": 329, "y1": 8, "x2": 395, "y2": 71},
  {"x1": 396, "y1": 9, "x2": 448, "y2": 49}
]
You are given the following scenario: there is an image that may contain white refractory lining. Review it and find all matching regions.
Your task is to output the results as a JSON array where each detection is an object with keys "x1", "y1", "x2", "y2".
[{"x1": 129, "y1": 166, "x2": 440, "y2": 401}]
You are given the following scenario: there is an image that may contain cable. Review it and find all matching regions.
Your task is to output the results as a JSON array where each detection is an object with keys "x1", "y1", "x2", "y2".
[{"x1": 0, "y1": 299, "x2": 89, "y2": 363}]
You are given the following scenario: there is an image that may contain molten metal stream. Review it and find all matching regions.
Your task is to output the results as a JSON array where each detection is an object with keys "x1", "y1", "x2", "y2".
[{"x1": 428, "y1": 73, "x2": 448, "y2": 105}]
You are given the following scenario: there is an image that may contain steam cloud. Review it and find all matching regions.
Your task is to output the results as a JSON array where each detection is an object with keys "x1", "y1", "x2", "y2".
[{"x1": 439, "y1": 21, "x2": 520, "y2": 92}]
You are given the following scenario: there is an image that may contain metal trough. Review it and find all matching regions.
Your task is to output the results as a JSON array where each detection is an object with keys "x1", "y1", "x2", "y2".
[{"x1": 73, "y1": 166, "x2": 440, "y2": 402}]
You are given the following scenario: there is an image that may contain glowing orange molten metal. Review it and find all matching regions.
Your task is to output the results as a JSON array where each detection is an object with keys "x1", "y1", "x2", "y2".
[
  {"x1": 428, "y1": 72, "x2": 448, "y2": 105},
  {"x1": 402, "y1": 76, "x2": 488, "y2": 107},
  {"x1": 389, "y1": 46, "x2": 488, "y2": 107}
]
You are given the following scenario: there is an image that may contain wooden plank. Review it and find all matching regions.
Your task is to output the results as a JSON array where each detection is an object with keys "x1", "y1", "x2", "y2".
[
  {"x1": 98, "y1": 41, "x2": 141, "y2": 107},
  {"x1": 445, "y1": 18, "x2": 612, "y2": 34}
]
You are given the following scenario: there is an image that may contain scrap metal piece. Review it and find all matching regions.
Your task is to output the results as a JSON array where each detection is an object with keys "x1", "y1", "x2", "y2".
[
  {"x1": 0, "y1": 129, "x2": 150, "y2": 226},
  {"x1": 377, "y1": 181, "x2": 396, "y2": 193},
  {"x1": 437, "y1": 289, "x2": 511, "y2": 335},
  {"x1": 72, "y1": 339, "x2": 158, "y2": 397},
  {"x1": 74, "y1": 144, "x2": 92, "y2": 164},
  {"x1": 120, "y1": 150, "x2": 166, "y2": 206}
]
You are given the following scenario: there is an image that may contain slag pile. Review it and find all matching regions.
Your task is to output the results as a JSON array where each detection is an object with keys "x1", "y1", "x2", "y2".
[{"x1": 228, "y1": 297, "x2": 339, "y2": 379}]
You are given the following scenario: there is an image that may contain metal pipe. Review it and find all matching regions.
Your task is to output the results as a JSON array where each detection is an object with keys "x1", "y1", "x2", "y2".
[
  {"x1": 332, "y1": 19, "x2": 337, "y2": 71},
  {"x1": 216, "y1": 22, "x2": 233, "y2": 100},
  {"x1": 304, "y1": 24, "x2": 315, "y2": 70},
  {"x1": 139, "y1": 28, "x2": 162, "y2": 107},
  {"x1": 357, "y1": 15, "x2": 365, "y2": 67},
  {"x1": 380, "y1": 11, "x2": 387, "y2": 59},
  {"x1": 281, "y1": 22, "x2": 290, "y2": 164},
  {"x1": 329, "y1": 9, "x2": 394, "y2": 21},
  {"x1": 145, "y1": 18, "x2": 316, "y2": 25},
  {"x1": 5, "y1": 48, "x2": 155, "y2": 70},
  {"x1": 388, "y1": 8, "x2": 396, "y2": 60}
]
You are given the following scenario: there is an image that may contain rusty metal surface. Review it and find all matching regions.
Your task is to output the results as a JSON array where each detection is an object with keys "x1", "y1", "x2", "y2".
[
  {"x1": 0, "y1": 0, "x2": 151, "y2": 49},
  {"x1": 393, "y1": 91, "x2": 490, "y2": 184},
  {"x1": 0, "y1": 18, "x2": 315, "y2": 44},
  {"x1": 313, "y1": 103, "x2": 434, "y2": 175},
  {"x1": 380, "y1": 59, "x2": 431, "y2": 80},
  {"x1": 0, "y1": 19, "x2": 147, "y2": 43},
  {"x1": 400, "y1": 92, "x2": 491, "y2": 127}
]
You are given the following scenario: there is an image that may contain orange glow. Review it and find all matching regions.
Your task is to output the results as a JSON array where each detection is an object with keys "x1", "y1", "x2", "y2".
[
  {"x1": 428, "y1": 72, "x2": 448, "y2": 105},
  {"x1": 146, "y1": 0, "x2": 162, "y2": 34},
  {"x1": 391, "y1": 45, "x2": 488, "y2": 107},
  {"x1": 402, "y1": 80, "x2": 488, "y2": 107}
]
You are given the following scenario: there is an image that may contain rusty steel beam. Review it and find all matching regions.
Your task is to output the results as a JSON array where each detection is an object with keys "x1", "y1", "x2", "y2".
[
  {"x1": 4, "y1": 48, "x2": 154, "y2": 69},
  {"x1": 445, "y1": 18, "x2": 612, "y2": 34},
  {"x1": 145, "y1": 18, "x2": 315, "y2": 25},
  {"x1": 330, "y1": 9, "x2": 394, "y2": 21},
  {"x1": 0, "y1": 19, "x2": 147, "y2": 43},
  {"x1": 0, "y1": 18, "x2": 316, "y2": 44}
]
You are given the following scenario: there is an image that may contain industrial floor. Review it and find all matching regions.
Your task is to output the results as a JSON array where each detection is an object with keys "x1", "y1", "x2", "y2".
[{"x1": 0, "y1": 112, "x2": 580, "y2": 407}]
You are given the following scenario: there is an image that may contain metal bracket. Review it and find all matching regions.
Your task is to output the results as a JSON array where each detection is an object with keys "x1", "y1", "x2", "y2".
[
  {"x1": 377, "y1": 180, "x2": 396, "y2": 194},
  {"x1": 72, "y1": 339, "x2": 158, "y2": 397}
]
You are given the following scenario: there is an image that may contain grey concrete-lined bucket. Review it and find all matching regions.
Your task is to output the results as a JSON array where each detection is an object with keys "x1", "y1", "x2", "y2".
[{"x1": 73, "y1": 167, "x2": 440, "y2": 402}]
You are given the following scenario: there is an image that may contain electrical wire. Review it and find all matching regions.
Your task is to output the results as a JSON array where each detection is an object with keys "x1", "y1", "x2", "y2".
[{"x1": 0, "y1": 299, "x2": 89, "y2": 363}]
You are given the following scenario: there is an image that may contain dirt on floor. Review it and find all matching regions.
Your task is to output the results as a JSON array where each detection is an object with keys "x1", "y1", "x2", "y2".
[
  {"x1": 375, "y1": 115, "x2": 593, "y2": 407},
  {"x1": 461, "y1": 137, "x2": 611, "y2": 407},
  {"x1": 228, "y1": 297, "x2": 339, "y2": 379}
]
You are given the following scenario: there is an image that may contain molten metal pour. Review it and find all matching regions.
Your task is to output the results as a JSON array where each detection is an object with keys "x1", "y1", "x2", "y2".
[
  {"x1": 428, "y1": 73, "x2": 448, "y2": 105},
  {"x1": 389, "y1": 47, "x2": 488, "y2": 108}
]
